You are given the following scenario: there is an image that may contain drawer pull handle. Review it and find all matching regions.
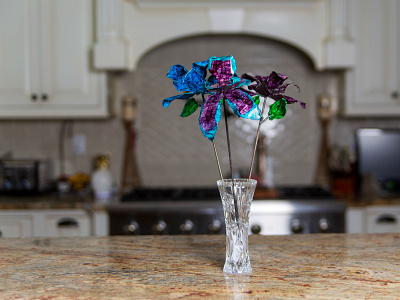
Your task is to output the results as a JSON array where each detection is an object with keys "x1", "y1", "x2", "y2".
[
  {"x1": 376, "y1": 215, "x2": 397, "y2": 224},
  {"x1": 57, "y1": 218, "x2": 79, "y2": 228}
]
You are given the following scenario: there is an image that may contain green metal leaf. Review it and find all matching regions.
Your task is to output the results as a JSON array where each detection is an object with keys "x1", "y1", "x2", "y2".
[
  {"x1": 180, "y1": 98, "x2": 198, "y2": 117},
  {"x1": 253, "y1": 95, "x2": 261, "y2": 106},
  {"x1": 268, "y1": 99, "x2": 287, "y2": 120}
]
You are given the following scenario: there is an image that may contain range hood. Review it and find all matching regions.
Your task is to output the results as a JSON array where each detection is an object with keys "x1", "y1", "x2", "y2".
[{"x1": 93, "y1": 0, "x2": 355, "y2": 71}]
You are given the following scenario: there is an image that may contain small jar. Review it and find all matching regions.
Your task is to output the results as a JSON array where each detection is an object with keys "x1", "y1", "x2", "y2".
[{"x1": 91, "y1": 154, "x2": 113, "y2": 202}]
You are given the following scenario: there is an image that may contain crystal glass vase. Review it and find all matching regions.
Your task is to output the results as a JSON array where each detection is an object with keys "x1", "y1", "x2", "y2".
[{"x1": 217, "y1": 179, "x2": 257, "y2": 274}]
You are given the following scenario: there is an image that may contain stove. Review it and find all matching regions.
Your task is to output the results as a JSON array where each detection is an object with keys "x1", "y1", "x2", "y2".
[{"x1": 107, "y1": 186, "x2": 346, "y2": 235}]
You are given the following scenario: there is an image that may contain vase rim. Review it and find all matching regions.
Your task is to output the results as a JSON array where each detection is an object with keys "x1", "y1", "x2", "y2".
[{"x1": 217, "y1": 178, "x2": 257, "y2": 185}]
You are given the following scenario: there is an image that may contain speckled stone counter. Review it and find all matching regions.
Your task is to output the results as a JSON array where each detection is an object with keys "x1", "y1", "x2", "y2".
[
  {"x1": 0, "y1": 234, "x2": 399, "y2": 299},
  {"x1": 0, "y1": 195, "x2": 108, "y2": 210}
]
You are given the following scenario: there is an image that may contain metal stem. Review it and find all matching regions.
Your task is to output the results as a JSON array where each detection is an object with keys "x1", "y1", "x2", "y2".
[
  {"x1": 223, "y1": 99, "x2": 239, "y2": 223},
  {"x1": 248, "y1": 97, "x2": 268, "y2": 180},
  {"x1": 213, "y1": 141, "x2": 224, "y2": 181}
]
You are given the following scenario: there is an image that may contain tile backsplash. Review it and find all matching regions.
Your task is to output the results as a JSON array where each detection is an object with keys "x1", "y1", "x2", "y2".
[{"x1": 1, "y1": 35, "x2": 399, "y2": 190}]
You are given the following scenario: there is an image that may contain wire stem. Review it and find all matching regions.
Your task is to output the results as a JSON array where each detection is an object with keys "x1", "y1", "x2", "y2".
[
  {"x1": 223, "y1": 99, "x2": 239, "y2": 223},
  {"x1": 213, "y1": 141, "x2": 224, "y2": 181},
  {"x1": 248, "y1": 97, "x2": 268, "y2": 180}
]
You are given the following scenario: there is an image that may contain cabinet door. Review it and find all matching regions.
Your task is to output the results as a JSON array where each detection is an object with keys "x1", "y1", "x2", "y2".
[
  {"x1": 344, "y1": 0, "x2": 400, "y2": 116},
  {"x1": 39, "y1": 0, "x2": 107, "y2": 118},
  {"x1": 0, "y1": 0, "x2": 40, "y2": 107},
  {"x1": 0, "y1": 0, "x2": 107, "y2": 119},
  {"x1": 0, "y1": 214, "x2": 34, "y2": 237}
]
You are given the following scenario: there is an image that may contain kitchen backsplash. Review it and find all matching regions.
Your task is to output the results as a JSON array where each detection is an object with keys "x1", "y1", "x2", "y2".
[{"x1": 1, "y1": 35, "x2": 399, "y2": 189}]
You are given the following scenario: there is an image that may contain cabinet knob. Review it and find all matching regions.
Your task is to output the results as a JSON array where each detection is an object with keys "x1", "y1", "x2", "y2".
[
  {"x1": 392, "y1": 91, "x2": 399, "y2": 99},
  {"x1": 251, "y1": 224, "x2": 261, "y2": 234},
  {"x1": 31, "y1": 94, "x2": 38, "y2": 101},
  {"x1": 42, "y1": 94, "x2": 48, "y2": 101}
]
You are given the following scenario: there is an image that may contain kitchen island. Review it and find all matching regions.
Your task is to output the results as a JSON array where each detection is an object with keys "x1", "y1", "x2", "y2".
[{"x1": 0, "y1": 234, "x2": 399, "y2": 299}]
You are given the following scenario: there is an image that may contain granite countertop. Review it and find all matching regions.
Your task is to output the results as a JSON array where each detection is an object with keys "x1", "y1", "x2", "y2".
[
  {"x1": 0, "y1": 194, "x2": 109, "y2": 210},
  {"x1": 0, "y1": 234, "x2": 399, "y2": 299}
]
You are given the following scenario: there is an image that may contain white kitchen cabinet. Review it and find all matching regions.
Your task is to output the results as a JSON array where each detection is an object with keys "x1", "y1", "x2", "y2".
[
  {"x1": 346, "y1": 206, "x2": 400, "y2": 233},
  {"x1": 0, "y1": 209, "x2": 95, "y2": 237},
  {"x1": 0, "y1": 212, "x2": 34, "y2": 237},
  {"x1": 343, "y1": 0, "x2": 400, "y2": 116},
  {"x1": 0, "y1": 0, "x2": 107, "y2": 119}
]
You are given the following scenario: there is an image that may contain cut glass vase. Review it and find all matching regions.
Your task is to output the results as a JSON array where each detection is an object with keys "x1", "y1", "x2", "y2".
[{"x1": 217, "y1": 179, "x2": 257, "y2": 274}]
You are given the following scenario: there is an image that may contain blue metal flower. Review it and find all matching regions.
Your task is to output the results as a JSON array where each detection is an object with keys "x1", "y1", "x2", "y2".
[{"x1": 162, "y1": 60, "x2": 210, "y2": 109}]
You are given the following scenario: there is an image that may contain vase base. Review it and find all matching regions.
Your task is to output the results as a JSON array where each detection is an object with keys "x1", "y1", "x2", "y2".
[{"x1": 223, "y1": 263, "x2": 252, "y2": 274}]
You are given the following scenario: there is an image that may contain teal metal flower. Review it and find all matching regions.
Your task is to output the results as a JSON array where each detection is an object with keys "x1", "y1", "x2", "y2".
[{"x1": 199, "y1": 56, "x2": 261, "y2": 141}]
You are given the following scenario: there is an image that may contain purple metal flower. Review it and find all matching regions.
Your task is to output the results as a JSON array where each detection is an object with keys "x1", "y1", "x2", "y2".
[
  {"x1": 242, "y1": 71, "x2": 306, "y2": 109},
  {"x1": 199, "y1": 56, "x2": 261, "y2": 141}
]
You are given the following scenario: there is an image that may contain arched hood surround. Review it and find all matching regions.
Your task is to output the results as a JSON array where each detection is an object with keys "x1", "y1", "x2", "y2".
[{"x1": 93, "y1": 0, "x2": 355, "y2": 71}]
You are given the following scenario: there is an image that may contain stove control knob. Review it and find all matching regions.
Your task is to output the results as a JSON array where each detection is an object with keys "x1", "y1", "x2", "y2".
[
  {"x1": 208, "y1": 220, "x2": 221, "y2": 234},
  {"x1": 291, "y1": 219, "x2": 303, "y2": 234},
  {"x1": 152, "y1": 220, "x2": 168, "y2": 235},
  {"x1": 319, "y1": 218, "x2": 331, "y2": 233},
  {"x1": 123, "y1": 221, "x2": 139, "y2": 235},
  {"x1": 180, "y1": 220, "x2": 194, "y2": 234},
  {"x1": 251, "y1": 224, "x2": 261, "y2": 234}
]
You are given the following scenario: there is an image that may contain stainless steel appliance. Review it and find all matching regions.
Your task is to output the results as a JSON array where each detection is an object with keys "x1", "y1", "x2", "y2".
[
  {"x1": 108, "y1": 186, "x2": 346, "y2": 235},
  {"x1": 355, "y1": 128, "x2": 400, "y2": 196},
  {"x1": 0, "y1": 159, "x2": 52, "y2": 194}
]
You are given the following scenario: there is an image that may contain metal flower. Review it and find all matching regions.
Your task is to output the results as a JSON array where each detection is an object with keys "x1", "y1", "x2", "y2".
[
  {"x1": 241, "y1": 71, "x2": 306, "y2": 121},
  {"x1": 162, "y1": 60, "x2": 211, "y2": 113},
  {"x1": 199, "y1": 56, "x2": 261, "y2": 141}
]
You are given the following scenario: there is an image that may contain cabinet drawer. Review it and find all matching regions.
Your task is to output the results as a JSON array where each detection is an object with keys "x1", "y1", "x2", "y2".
[
  {"x1": 365, "y1": 208, "x2": 400, "y2": 233},
  {"x1": 44, "y1": 212, "x2": 91, "y2": 237}
]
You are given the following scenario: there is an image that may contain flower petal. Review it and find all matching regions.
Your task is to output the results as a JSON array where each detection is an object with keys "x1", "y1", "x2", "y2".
[
  {"x1": 241, "y1": 73, "x2": 258, "y2": 83},
  {"x1": 184, "y1": 60, "x2": 208, "y2": 93},
  {"x1": 282, "y1": 95, "x2": 307, "y2": 109},
  {"x1": 162, "y1": 93, "x2": 195, "y2": 108},
  {"x1": 267, "y1": 72, "x2": 288, "y2": 90},
  {"x1": 208, "y1": 56, "x2": 236, "y2": 85},
  {"x1": 167, "y1": 61, "x2": 208, "y2": 93},
  {"x1": 224, "y1": 89, "x2": 261, "y2": 120},
  {"x1": 199, "y1": 93, "x2": 223, "y2": 141},
  {"x1": 167, "y1": 64, "x2": 187, "y2": 81}
]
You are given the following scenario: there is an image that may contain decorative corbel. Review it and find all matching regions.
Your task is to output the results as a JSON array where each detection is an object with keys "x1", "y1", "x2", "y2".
[
  {"x1": 93, "y1": 0, "x2": 132, "y2": 70},
  {"x1": 324, "y1": 0, "x2": 355, "y2": 68},
  {"x1": 208, "y1": 8, "x2": 245, "y2": 33}
]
